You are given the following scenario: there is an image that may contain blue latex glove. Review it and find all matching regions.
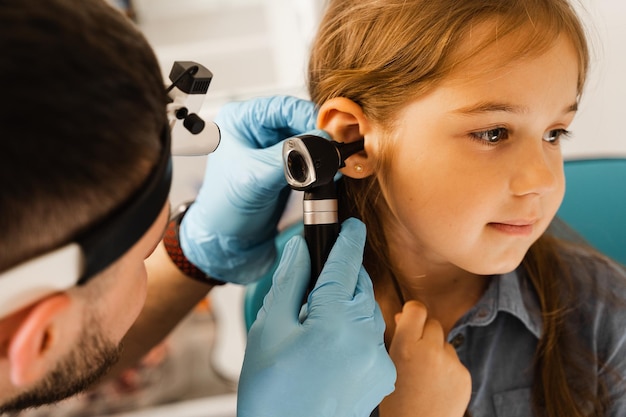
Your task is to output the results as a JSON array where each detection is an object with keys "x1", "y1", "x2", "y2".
[
  {"x1": 179, "y1": 96, "x2": 317, "y2": 284},
  {"x1": 238, "y1": 218, "x2": 396, "y2": 417}
]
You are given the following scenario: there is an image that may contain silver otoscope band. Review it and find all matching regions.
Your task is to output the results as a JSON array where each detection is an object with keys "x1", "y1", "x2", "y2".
[{"x1": 303, "y1": 199, "x2": 338, "y2": 225}]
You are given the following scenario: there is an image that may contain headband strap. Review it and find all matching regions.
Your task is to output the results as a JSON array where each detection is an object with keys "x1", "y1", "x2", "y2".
[{"x1": 0, "y1": 126, "x2": 172, "y2": 318}]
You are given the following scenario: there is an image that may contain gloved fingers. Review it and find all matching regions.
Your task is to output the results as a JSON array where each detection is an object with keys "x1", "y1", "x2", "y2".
[
  {"x1": 351, "y1": 266, "x2": 387, "y2": 339},
  {"x1": 353, "y1": 354, "x2": 397, "y2": 414},
  {"x1": 356, "y1": 265, "x2": 389, "y2": 339},
  {"x1": 353, "y1": 265, "x2": 376, "y2": 309},
  {"x1": 373, "y1": 299, "x2": 387, "y2": 340},
  {"x1": 297, "y1": 302, "x2": 309, "y2": 323},
  {"x1": 194, "y1": 141, "x2": 287, "y2": 219},
  {"x1": 258, "y1": 96, "x2": 318, "y2": 143},
  {"x1": 308, "y1": 218, "x2": 366, "y2": 307},
  {"x1": 255, "y1": 235, "x2": 311, "y2": 338},
  {"x1": 182, "y1": 236, "x2": 278, "y2": 283},
  {"x1": 226, "y1": 142, "x2": 289, "y2": 205},
  {"x1": 214, "y1": 96, "x2": 317, "y2": 149}
]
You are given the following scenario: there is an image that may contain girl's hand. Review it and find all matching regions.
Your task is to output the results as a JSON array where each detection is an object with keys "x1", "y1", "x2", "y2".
[{"x1": 379, "y1": 300, "x2": 472, "y2": 417}]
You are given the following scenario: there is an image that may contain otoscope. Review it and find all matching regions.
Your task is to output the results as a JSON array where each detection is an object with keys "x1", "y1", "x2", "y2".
[{"x1": 283, "y1": 134, "x2": 365, "y2": 295}]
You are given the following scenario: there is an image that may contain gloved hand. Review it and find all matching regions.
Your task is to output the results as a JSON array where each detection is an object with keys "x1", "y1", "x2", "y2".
[
  {"x1": 238, "y1": 218, "x2": 396, "y2": 417},
  {"x1": 179, "y1": 95, "x2": 317, "y2": 284}
]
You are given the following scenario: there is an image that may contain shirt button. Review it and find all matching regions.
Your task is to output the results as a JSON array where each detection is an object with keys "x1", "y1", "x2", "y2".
[
  {"x1": 475, "y1": 307, "x2": 489, "y2": 319},
  {"x1": 451, "y1": 333, "x2": 465, "y2": 348}
]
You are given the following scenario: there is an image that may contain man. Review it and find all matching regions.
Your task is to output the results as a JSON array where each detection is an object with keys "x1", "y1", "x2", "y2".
[{"x1": 0, "y1": 0, "x2": 394, "y2": 416}]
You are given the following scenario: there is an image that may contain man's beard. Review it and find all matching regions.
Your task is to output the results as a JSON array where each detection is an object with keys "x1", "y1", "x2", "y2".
[{"x1": 0, "y1": 319, "x2": 123, "y2": 414}]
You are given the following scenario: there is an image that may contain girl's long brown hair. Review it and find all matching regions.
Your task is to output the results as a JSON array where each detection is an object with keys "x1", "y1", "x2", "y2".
[{"x1": 307, "y1": 0, "x2": 612, "y2": 415}]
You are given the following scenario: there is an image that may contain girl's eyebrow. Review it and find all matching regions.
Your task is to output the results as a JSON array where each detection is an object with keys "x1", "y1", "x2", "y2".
[{"x1": 452, "y1": 101, "x2": 578, "y2": 115}]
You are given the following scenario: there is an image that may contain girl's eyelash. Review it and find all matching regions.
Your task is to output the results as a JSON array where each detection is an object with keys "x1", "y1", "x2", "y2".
[
  {"x1": 468, "y1": 127, "x2": 508, "y2": 146},
  {"x1": 544, "y1": 128, "x2": 572, "y2": 144},
  {"x1": 467, "y1": 128, "x2": 573, "y2": 146}
]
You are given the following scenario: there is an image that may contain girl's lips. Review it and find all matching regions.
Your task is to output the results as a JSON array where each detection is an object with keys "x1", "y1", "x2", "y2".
[{"x1": 488, "y1": 222, "x2": 535, "y2": 236}]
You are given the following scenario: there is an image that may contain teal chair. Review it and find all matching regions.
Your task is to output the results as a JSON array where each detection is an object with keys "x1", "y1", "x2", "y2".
[
  {"x1": 557, "y1": 157, "x2": 626, "y2": 266},
  {"x1": 245, "y1": 157, "x2": 626, "y2": 329}
]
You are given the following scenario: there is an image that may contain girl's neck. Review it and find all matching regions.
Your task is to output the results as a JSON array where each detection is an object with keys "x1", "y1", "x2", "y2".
[{"x1": 374, "y1": 248, "x2": 491, "y2": 341}]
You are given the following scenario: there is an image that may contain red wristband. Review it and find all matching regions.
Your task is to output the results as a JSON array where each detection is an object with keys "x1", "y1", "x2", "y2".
[{"x1": 162, "y1": 203, "x2": 226, "y2": 286}]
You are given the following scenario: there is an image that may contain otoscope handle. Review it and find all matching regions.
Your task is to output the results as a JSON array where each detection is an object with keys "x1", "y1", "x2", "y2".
[
  {"x1": 304, "y1": 222, "x2": 340, "y2": 294},
  {"x1": 303, "y1": 182, "x2": 339, "y2": 297}
]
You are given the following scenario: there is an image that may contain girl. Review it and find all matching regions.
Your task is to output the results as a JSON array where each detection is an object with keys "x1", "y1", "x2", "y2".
[{"x1": 308, "y1": 0, "x2": 626, "y2": 415}]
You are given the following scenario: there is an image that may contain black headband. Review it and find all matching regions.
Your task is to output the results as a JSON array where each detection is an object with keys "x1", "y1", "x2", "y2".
[{"x1": 76, "y1": 125, "x2": 172, "y2": 283}]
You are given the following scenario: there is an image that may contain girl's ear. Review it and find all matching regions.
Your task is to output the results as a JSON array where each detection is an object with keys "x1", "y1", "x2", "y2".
[{"x1": 317, "y1": 97, "x2": 378, "y2": 179}]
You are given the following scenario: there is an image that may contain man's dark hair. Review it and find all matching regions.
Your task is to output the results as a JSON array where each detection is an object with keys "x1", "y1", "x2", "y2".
[{"x1": 0, "y1": 0, "x2": 168, "y2": 272}]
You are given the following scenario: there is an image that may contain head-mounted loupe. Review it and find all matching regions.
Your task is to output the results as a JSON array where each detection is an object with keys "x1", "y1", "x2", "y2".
[
  {"x1": 0, "y1": 61, "x2": 220, "y2": 319},
  {"x1": 166, "y1": 61, "x2": 220, "y2": 156},
  {"x1": 0, "y1": 126, "x2": 173, "y2": 319}
]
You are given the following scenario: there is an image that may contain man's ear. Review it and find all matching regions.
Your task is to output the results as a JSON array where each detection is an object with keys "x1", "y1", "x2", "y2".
[
  {"x1": 317, "y1": 97, "x2": 377, "y2": 178},
  {"x1": 7, "y1": 293, "x2": 72, "y2": 387}
]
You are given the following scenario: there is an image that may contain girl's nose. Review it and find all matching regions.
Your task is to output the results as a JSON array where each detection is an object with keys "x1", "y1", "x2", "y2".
[{"x1": 509, "y1": 140, "x2": 561, "y2": 197}]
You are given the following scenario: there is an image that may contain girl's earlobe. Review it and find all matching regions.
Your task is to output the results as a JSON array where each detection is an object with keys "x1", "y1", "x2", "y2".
[{"x1": 342, "y1": 152, "x2": 373, "y2": 179}]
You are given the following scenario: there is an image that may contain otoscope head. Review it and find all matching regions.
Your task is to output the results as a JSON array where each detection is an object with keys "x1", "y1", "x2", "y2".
[{"x1": 283, "y1": 133, "x2": 364, "y2": 191}]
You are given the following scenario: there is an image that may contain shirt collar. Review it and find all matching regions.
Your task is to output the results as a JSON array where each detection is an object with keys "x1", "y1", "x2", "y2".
[{"x1": 454, "y1": 267, "x2": 543, "y2": 339}]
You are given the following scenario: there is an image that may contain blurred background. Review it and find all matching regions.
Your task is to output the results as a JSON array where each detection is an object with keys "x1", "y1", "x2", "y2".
[{"x1": 6, "y1": 0, "x2": 624, "y2": 416}]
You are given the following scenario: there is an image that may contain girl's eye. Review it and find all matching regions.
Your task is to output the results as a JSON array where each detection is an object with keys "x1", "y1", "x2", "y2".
[
  {"x1": 543, "y1": 128, "x2": 571, "y2": 144},
  {"x1": 470, "y1": 127, "x2": 508, "y2": 145}
]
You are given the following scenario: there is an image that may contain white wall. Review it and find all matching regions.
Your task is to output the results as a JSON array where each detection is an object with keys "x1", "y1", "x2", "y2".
[{"x1": 565, "y1": 0, "x2": 626, "y2": 158}]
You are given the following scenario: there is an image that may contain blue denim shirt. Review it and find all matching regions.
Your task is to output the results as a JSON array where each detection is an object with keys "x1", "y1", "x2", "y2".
[{"x1": 372, "y1": 248, "x2": 626, "y2": 417}]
